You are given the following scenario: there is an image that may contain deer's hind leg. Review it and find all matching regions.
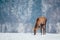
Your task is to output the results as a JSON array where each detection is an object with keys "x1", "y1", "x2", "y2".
[
  {"x1": 40, "y1": 24, "x2": 46, "y2": 35},
  {"x1": 40, "y1": 24, "x2": 43, "y2": 35},
  {"x1": 43, "y1": 24, "x2": 46, "y2": 35}
]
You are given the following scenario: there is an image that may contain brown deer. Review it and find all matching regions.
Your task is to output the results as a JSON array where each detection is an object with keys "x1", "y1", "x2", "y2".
[{"x1": 34, "y1": 16, "x2": 47, "y2": 35}]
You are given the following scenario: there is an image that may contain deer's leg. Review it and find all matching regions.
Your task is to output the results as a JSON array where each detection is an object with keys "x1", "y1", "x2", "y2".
[
  {"x1": 43, "y1": 24, "x2": 46, "y2": 35},
  {"x1": 40, "y1": 24, "x2": 44, "y2": 35},
  {"x1": 40, "y1": 25, "x2": 42, "y2": 35}
]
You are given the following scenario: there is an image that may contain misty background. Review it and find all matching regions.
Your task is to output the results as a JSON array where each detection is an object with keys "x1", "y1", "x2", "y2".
[{"x1": 0, "y1": 0, "x2": 60, "y2": 33}]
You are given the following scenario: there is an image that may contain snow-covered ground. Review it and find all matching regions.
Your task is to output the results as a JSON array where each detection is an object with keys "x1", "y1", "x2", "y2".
[{"x1": 0, "y1": 33, "x2": 60, "y2": 40}]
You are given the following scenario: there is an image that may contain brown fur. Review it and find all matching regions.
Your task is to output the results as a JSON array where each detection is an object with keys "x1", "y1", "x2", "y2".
[{"x1": 34, "y1": 16, "x2": 47, "y2": 35}]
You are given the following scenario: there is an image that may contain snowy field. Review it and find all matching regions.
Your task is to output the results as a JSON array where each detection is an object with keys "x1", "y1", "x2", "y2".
[{"x1": 0, "y1": 33, "x2": 60, "y2": 40}]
